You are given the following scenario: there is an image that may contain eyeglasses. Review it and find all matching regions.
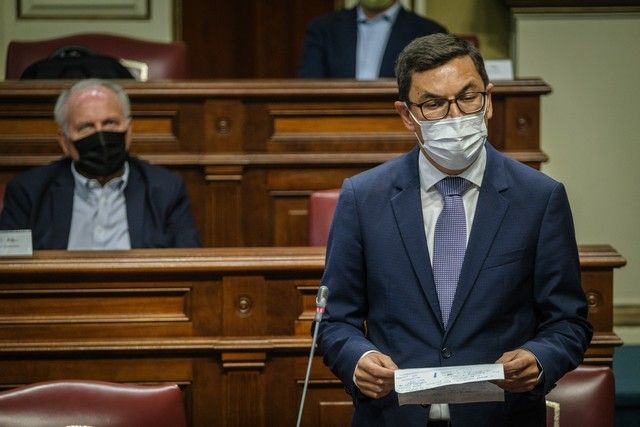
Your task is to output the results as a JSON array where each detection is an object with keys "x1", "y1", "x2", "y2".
[{"x1": 406, "y1": 91, "x2": 487, "y2": 121}]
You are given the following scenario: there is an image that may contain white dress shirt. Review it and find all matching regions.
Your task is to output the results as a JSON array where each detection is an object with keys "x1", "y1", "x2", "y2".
[
  {"x1": 68, "y1": 162, "x2": 131, "y2": 250},
  {"x1": 419, "y1": 145, "x2": 486, "y2": 262},
  {"x1": 419, "y1": 146, "x2": 486, "y2": 421}
]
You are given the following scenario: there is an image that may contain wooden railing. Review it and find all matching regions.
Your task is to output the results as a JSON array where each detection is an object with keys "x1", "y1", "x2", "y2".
[
  {"x1": 0, "y1": 79, "x2": 551, "y2": 247},
  {"x1": 0, "y1": 245, "x2": 625, "y2": 426}
]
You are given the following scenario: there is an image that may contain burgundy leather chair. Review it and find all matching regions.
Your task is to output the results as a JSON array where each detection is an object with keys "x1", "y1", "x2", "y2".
[
  {"x1": 5, "y1": 32, "x2": 188, "y2": 80},
  {"x1": 308, "y1": 189, "x2": 341, "y2": 246},
  {"x1": 546, "y1": 365, "x2": 615, "y2": 427},
  {"x1": 0, "y1": 380, "x2": 187, "y2": 427}
]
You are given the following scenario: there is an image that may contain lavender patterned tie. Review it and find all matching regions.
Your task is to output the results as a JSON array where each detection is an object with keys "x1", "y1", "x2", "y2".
[{"x1": 433, "y1": 177, "x2": 473, "y2": 328}]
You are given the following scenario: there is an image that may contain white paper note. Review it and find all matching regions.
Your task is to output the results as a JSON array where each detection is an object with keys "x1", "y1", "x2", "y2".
[
  {"x1": 394, "y1": 363, "x2": 505, "y2": 405},
  {"x1": 0, "y1": 230, "x2": 33, "y2": 256},
  {"x1": 484, "y1": 59, "x2": 514, "y2": 80}
]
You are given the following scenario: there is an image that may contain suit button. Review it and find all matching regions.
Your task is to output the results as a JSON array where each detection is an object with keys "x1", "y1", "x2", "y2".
[{"x1": 441, "y1": 347, "x2": 452, "y2": 358}]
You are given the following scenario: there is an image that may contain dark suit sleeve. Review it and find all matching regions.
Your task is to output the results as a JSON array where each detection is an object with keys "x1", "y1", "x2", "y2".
[
  {"x1": 166, "y1": 177, "x2": 201, "y2": 248},
  {"x1": 0, "y1": 179, "x2": 31, "y2": 230},
  {"x1": 317, "y1": 178, "x2": 379, "y2": 393},
  {"x1": 520, "y1": 182, "x2": 593, "y2": 392},
  {"x1": 297, "y1": 18, "x2": 330, "y2": 78}
]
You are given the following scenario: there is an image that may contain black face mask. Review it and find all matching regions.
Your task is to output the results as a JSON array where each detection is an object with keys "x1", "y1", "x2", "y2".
[{"x1": 72, "y1": 130, "x2": 128, "y2": 178}]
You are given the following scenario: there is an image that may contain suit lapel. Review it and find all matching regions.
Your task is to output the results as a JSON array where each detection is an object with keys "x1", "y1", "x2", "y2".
[
  {"x1": 50, "y1": 169, "x2": 74, "y2": 249},
  {"x1": 125, "y1": 161, "x2": 145, "y2": 248},
  {"x1": 446, "y1": 146, "x2": 509, "y2": 332},
  {"x1": 341, "y1": 9, "x2": 358, "y2": 76},
  {"x1": 380, "y1": 8, "x2": 409, "y2": 77},
  {"x1": 391, "y1": 148, "x2": 445, "y2": 329}
]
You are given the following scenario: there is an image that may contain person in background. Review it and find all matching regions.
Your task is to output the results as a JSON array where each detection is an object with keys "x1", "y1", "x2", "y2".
[
  {"x1": 297, "y1": 0, "x2": 446, "y2": 79},
  {"x1": 317, "y1": 34, "x2": 592, "y2": 426},
  {"x1": 0, "y1": 78, "x2": 201, "y2": 249}
]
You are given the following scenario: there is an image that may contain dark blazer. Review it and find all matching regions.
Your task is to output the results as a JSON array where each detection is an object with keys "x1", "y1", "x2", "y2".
[
  {"x1": 318, "y1": 144, "x2": 592, "y2": 426},
  {"x1": 297, "y1": 6, "x2": 446, "y2": 78},
  {"x1": 0, "y1": 157, "x2": 201, "y2": 249}
]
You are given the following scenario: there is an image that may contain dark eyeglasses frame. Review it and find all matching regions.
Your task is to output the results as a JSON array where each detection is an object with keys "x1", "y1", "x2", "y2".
[{"x1": 406, "y1": 91, "x2": 487, "y2": 121}]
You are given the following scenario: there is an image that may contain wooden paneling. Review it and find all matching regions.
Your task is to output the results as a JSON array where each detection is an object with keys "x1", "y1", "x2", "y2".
[
  {"x1": 0, "y1": 245, "x2": 626, "y2": 426},
  {"x1": 178, "y1": 1, "x2": 334, "y2": 78},
  {"x1": 579, "y1": 245, "x2": 627, "y2": 365},
  {"x1": 0, "y1": 79, "x2": 552, "y2": 248},
  {"x1": 0, "y1": 287, "x2": 190, "y2": 323}
]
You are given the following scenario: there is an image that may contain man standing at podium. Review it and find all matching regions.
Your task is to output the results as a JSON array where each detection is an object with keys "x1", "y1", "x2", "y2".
[
  {"x1": 317, "y1": 34, "x2": 592, "y2": 426},
  {"x1": 0, "y1": 79, "x2": 201, "y2": 249}
]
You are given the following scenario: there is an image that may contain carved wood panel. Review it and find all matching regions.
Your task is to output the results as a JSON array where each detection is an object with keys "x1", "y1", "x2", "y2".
[
  {"x1": 0, "y1": 246, "x2": 626, "y2": 426},
  {"x1": 0, "y1": 80, "x2": 551, "y2": 247}
]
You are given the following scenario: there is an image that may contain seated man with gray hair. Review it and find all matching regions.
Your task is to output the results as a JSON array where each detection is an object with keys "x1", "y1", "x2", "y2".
[{"x1": 0, "y1": 78, "x2": 201, "y2": 249}]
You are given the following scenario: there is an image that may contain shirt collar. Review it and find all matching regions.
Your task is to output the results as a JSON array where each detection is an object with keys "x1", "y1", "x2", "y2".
[
  {"x1": 357, "y1": 2, "x2": 401, "y2": 24},
  {"x1": 71, "y1": 161, "x2": 130, "y2": 199},
  {"x1": 419, "y1": 143, "x2": 487, "y2": 193}
]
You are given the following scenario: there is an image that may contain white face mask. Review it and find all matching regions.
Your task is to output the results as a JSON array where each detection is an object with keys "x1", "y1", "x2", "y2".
[{"x1": 407, "y1": 106, "x2": 488, "y2": 171}]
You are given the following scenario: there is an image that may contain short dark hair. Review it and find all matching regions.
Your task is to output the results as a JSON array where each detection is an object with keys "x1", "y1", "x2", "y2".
[{"x1": 395, "y1": 33, "x2": 489, "y2": 102}]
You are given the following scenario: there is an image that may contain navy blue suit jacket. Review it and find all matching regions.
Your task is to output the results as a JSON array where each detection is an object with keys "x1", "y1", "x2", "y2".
[
  {"x1": 298, "y1": 7, "x2": 446, "y2": 78},
  {"x1": 0, "y1": 157, "x2": 201, "y2": 249},
  {"x1": 318, "y1": 144, "x2": 592, "y2": 426}
]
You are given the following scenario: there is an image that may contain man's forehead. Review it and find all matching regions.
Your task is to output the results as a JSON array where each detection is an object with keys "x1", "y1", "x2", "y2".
[
  {"x1": 68, "y1": 86, "x2": 115, "y2": 104},
  {"x1": 409, "y1": 56, "x2": 483, "y2": 96},
  {"x1": 66, "y1": 86, "x2": 124, "y2": 118}
]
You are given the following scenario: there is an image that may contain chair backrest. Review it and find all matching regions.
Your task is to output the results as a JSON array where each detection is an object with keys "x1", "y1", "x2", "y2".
[
  {"x1": 6, "y1": 33, "x2": 188, "y2": 80},
  {"x1": 308, "y1": 189, "x2": 340, "y2": 246},
  {"x1": 0, "y1": 380, "x2": 187, "y2": 427},
  {"x1": 546, "y1": 365, "x2": 615, "y2": 427}
]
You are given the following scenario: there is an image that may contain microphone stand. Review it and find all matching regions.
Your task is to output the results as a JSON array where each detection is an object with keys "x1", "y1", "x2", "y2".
[{"x1": 296, "y1": 285, "x2": 328, "y2": 427}]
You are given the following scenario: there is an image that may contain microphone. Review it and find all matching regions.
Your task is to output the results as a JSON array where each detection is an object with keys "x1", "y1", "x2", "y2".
[
  {"x1": 314, "y1": 285, "x2": 329, "y2": 322},
  {"x1": 296, "y1": 285, "x2": 329, "y2": 427}
]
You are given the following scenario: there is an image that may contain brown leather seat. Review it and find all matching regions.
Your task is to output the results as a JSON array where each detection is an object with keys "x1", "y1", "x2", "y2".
[
  {"x1": 546, "y1": 365, "x2": 615, "y2": 427},
  {"x1": 5, "y1": 32, "x2": 188, "y2": 80},
  {"x1": 308, "y1": 189, "x2": 341, "y2": 246},
  {"x1": 0, "y1": 380, "x2": 187, "y2": 427}
]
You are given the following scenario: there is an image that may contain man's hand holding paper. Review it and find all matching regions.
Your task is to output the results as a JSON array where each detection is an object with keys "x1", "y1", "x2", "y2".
[
  {"x1": 493, "y1": 348, "x2": 541, "y2": 393},
  {"x1": 354, "y1": 352, "x2": 398, "y2": 399}
]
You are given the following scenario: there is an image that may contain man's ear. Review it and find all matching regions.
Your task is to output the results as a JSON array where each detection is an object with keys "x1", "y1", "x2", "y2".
[
  {"x1": 485, "y1": 82, "x2": 494, "y2": 121},
  {"x1": 394, "y1": 101, "x2": 418, "y2": 132},
  {"x1": 56, "y1": 131, "x2": 71, "y2": 157},
  {"x1": 125, "y1": 120, "x2": 133, "y2": 151}
]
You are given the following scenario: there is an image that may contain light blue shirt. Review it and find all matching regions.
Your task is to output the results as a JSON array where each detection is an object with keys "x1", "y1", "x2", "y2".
[
  {"x1": 68, "y1": 162, "x2": 131, "y2": 250},
  {"x1": 356, "y1": 2, "x2": 401, "y2": 80}
]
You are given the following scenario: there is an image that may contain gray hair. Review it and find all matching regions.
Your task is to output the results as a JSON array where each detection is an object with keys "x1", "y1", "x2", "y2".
[
  {"x1": 53, "y1": 79, "x2": 131, "y2": 133},
  {"x1": 395, "y1": 33, "x2": 489, "y2": 102}
]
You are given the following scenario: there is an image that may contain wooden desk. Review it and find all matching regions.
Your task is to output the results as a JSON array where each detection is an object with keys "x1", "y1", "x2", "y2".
[
  {"x1": 0, "y1": 79, "x2": 550, "y2": 247},
  {"x1": 0, "y1": 245, "x2": 624, "y2": 426}
]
